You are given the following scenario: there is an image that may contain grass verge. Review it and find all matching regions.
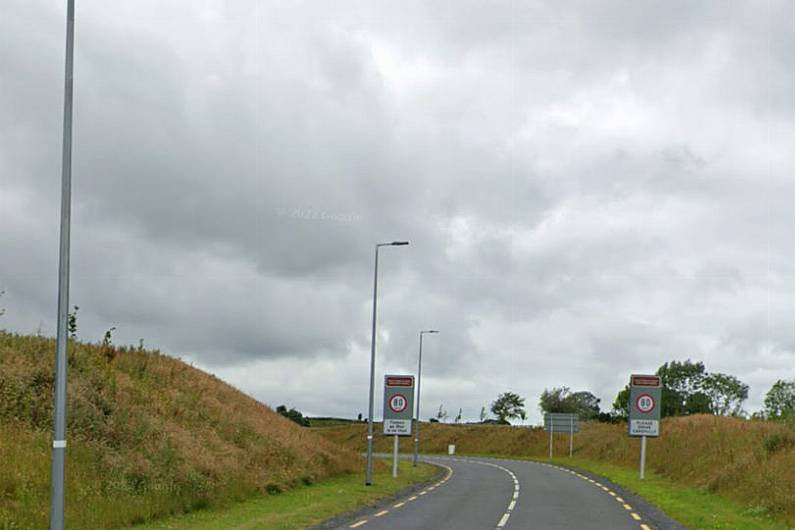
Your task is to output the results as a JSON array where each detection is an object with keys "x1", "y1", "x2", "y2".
[
  {"x1": 540, "y1": 457, "x2": 791, "y2": 530},
  {"x1": 129, "y1": 460, "x2": 439, "y2": 530}
]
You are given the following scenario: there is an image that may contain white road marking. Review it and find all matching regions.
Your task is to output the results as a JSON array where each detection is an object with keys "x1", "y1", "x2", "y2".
[{"x1": 349, "y1": 520, "x2": 367, "y2": 528}]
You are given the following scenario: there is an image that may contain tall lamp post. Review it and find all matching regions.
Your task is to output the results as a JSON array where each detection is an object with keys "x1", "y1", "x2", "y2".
[
  {"x1": 51, "y1": 1, "x2": 76, "y2": 529},
  {"x1": 365, "y1": 241, "x2": 409, "y2": 486},
  {"x1": 413, "y1": 330, "x2": 438, "y2": 466}
]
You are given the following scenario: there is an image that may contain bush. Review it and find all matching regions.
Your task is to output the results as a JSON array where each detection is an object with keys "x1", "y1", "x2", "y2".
[{"x1": 763, "y1": 431, "x2": 795, "y2": 454}]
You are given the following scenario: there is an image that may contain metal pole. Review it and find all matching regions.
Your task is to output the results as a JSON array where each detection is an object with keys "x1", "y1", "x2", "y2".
[
  {"x1": 569, "y1": 416, "x2": 574, "y2": 457},
  {"x1": 365, "y1": 245, "x2": 380, "y2": 485},
  {"x1": 413, "y1": 332, "x2": 423, "y2": 466},
  {"x1": 549, "y1": 428, "x2": 553, "y2": 459},
  {"x1": 640, "y1": 435, "x2": 647, "y2": 480},
  {"x1": 50, "y1": 2, "x2": 75, "y2": 529},
  {"x1": 392, "y1": 435, "x2": 399, "y2": 477}
]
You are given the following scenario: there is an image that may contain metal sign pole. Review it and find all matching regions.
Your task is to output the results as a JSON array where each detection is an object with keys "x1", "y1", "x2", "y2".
[
  {"x1": 413, "y1": 332, "x2": 423, "y2": 467},
  {"x1": 569, "y1": 416, "x2": 574, "y2": 457},
  {"x1": 549, "y1": 429, "x2": 553, "y2": 459},
  {"x1": 365, "y1": 246, "x2": 380, "y2": 486},
  {"x1": 639, "y1": 435, "x2": 647, "y2": 480},
  {"x1": 393, "y1": 435, "x2": 399, "y2": 477},
  {"x1": 50, "y1": 2, "x2": 76, "y2": 529}
]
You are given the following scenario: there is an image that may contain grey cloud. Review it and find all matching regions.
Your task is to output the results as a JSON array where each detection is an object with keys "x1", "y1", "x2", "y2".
[{"x1": 1, "y1": 1, "x2": 793, "y2": 422}]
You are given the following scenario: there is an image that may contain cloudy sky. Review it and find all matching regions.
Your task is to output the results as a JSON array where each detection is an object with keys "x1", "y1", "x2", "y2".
[{"x1": 2, "y1": 0, "x2": 793, "y2": 423}]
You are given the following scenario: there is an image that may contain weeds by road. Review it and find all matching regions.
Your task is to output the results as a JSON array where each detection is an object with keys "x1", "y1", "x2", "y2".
[{"x1": 129, "y1": 460, "x2": 438, "y2": 530}]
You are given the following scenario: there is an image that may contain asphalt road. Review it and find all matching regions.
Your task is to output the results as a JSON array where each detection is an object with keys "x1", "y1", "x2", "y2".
[{"x1": 317, "y1": 456, "x2": 688, "y2": 530}]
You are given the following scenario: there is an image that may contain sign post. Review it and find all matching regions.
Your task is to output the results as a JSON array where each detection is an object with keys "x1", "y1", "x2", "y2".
[
  {"x1": 383, "y1": 375, "x2": 415, "y2": 477},
  {"x1": 543, "y1": 413, "x2": 579, "y2": 459},
  {"x1": 628, "y1": 374, "x2": 662, "y2": 479}
]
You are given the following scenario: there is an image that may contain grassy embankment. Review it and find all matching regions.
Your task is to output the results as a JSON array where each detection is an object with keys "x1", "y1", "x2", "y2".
[
  {"x1": 0, "y1": 332, "x2": 366, "y2": 530},
  {"x1": 131, "y1": 460, "x2": 438, "y2": 530},
  {"x1": 316, "y1": 416, "x2": 795, "y2": 530}
]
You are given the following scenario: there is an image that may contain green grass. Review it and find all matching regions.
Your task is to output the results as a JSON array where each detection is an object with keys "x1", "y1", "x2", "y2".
[
  {"x1": 129, "y1": 460, "x2": 439, "y2": 530},
  {"x1": 538, "y1": 457, "x2": 792, "y2": 530}
]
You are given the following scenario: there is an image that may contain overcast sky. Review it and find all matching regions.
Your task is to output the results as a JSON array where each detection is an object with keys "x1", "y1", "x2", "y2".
[{"x1": 2, "y1": 1, "x2": 793, "y2": 423}]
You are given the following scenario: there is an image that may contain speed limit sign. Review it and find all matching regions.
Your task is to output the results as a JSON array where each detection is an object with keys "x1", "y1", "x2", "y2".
[
  {"x1": 383, "y1": 375, "x2": 414, "y2": 436},
  {"x1": 629, "y1": 374, "x2": 661, "y2": 437},
  {"x1": 389, "y1": 394, "x2": 408, "y2": 413},
  {"x1": 635, "y1": 394, "x2": 655, "y2": 414}
]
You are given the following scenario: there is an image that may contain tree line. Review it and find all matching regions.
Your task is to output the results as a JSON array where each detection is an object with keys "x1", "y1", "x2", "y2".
[{"x1": 537, "y1": 359, "x2": 795, "y2": 422}]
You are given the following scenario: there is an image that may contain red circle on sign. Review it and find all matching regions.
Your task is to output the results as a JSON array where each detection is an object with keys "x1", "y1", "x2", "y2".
[
  {"x1": 389, "y1": 394, "x2": 408, "y2": 413},
  {"x1": 635, "y1": 393, "x2": 655, "y2": 413}
]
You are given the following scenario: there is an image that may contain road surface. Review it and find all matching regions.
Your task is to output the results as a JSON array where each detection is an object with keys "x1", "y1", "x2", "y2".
[{"x1": 316, "y1": 456, "x2": 687, "y2": 530}]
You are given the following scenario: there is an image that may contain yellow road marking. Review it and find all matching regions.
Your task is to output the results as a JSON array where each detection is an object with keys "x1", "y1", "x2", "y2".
[
  {"x1": 631, "y1": 512, "x2": 641, "y2": 520},
  {"x1": 641, "y1": 525, "x2": 652, "y2": 530},
  {"x1": 623, "y1": 503, "x2": 633, "y2": 511}
]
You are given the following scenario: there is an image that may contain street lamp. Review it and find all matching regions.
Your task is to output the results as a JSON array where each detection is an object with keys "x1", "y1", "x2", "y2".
[
  {"x1": 365, "y1": 241, "x2": 409, "y2": 486},
  {"x1": 51, "y1": 2, "x2": 76, "y2": 529},
  {"x1": 413, "y1": 330, "x2": 439, "y2": 466}
]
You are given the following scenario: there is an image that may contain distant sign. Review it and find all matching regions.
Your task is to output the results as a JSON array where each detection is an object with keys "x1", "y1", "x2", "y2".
[
  {"x1": 543, "y1": 413, "x2": 579, "y2": 433},
  {"x1": 629, "y1": 374, "x2": 661, "y2": 437},
  {"x1": 383, "y1": 375, "x2": 415, "y2": 436}
]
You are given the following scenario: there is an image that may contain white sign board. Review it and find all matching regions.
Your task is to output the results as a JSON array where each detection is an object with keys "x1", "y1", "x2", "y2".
[
  {"x1": 630, "y1": 419, "x2": 659, "y2": 436},
  {"x1": 384, "y1": 419, "x2": 412, "y2": 436}
]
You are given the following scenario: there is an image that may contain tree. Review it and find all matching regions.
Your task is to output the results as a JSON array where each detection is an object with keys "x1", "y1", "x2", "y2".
[
  {"x1": 454, "y1": 408, "x2": 463, "y2": 423},
  {"x1": 539, "y1": 387, "x2": 578, "y2": 414},
  {"x1": 491, "y1": 392, "x2": 526, "y2": 424},
  {"x1": 612, "y1": 360, "x2": 749, "y2": 418},
  {"x1": 101, "y1": 326, "x2": 117, "y2": 361},
  {"x1": 0, "y1": 290, "x2": 5, "y2": 318},
  {"x1": 67, "y1": 305, "x2": 79, "y2": 339},
  {"x1": 479, "y1": 406, "x2": 488, "y2": 423},
  {"x1": 539, "y1": 387, "x2": 601, "y2": 420},
  {"x1": 763, "y1": 380, "x2": 795, "y2": 420},
  {"x1": 570, "y1": 391, "x2": 601, "y2": 420},
  {"x1": 436, "y1": 404, "x2": 448, "y2": 423},
  {"x1": 701, "y1": 373, "x2": 748, "y2": 416},
  {"x1": 276, "y1": 405, "x2": 310, "y2": 427},
  {"x1": 657, "y1": 360, "x2": 710, "y2": 417}
]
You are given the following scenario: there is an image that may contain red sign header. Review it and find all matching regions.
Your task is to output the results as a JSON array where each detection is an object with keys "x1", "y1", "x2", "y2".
[
  {"x1": 385, "y1": 376, "x2": 414, "y2": 387},
  {"x1": 631, "y1": 375, "x2": 661, "y2": 387}
]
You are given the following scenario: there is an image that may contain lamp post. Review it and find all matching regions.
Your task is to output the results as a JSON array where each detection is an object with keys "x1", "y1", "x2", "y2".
[
  {"x1": 51, "y1": 2, "x2": 76, "y2": 529},
  {"x1": 413, "y1": 330, "x2": 438, "y2": 466},
  {"x1": 365, "y1": 241, "x2": 409, "y2": 486}
]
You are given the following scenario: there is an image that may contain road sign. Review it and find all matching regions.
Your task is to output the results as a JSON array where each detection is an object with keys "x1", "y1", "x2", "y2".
[
  {"x1": 383, "y1": 375, "x2": 415, "y2": 436},
  {"x1": 543, "y1": 413, "x2": 580, "y2": 433},
  {"x1": 629, "y1": 374, "x2": 661, "y2": 437},
  {"x1": 628, "y1": 373, "x2": 662, "y2": 480},
  {"x1": 543, "y1": 413, "x2": 579, "y2": 458}
]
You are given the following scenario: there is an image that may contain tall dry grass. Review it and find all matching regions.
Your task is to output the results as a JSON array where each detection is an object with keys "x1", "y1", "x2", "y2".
[
  {"x1": 0, "y1": 332, "x2": 361, "y2": 530},
  {"x1": 317, "y1": 416, "x2": 795, "y2": 523}
]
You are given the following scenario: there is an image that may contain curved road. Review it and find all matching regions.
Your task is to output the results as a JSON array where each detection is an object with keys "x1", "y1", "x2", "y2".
[{"x1": 319, "y1": 456, "x2": 687, "y2": 530}]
